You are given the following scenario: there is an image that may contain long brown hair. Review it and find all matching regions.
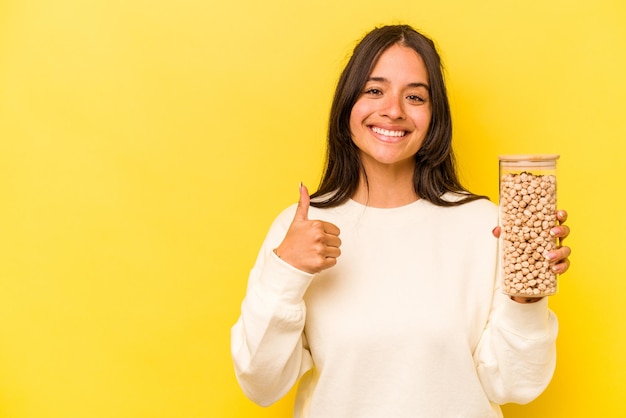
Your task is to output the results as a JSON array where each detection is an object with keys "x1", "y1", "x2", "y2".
[{"x1": 310, "y1": 24, "x2": 487, "y2": 207}]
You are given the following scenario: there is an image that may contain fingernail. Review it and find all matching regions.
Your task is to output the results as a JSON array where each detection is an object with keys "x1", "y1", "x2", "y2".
[
  {"x1": 550, "y1": 228, "x2": 557, "y2": 236},
  {"x1": 546, "y1": 252, "x2": 556, "y2": 261}
]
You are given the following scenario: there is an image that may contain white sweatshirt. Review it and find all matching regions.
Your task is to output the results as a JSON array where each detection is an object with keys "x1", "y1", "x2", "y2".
[{"x1": 231, "y1": 195, "x2": 558, "y2": 418}]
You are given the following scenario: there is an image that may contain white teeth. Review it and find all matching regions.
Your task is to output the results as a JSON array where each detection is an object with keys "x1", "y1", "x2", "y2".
[{"x1": 371, "y1": 126, "x2": 406, "y2": 137}]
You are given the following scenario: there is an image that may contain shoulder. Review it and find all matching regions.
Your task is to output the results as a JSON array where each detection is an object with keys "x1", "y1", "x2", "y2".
[
  {"x1": 271, "y1": 203, "x2": 298, "y2": 228},
  {"x1": 439, "y1": 193, "x2": 498, "y2": 223},
  {"x1": 442, "y1": 192, "x2": 496, "y2": 210}
]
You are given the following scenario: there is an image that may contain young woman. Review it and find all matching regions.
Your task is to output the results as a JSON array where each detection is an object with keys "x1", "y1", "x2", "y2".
[{"x1": 231, "y1": 24, "x2": 571, "y2": 418}]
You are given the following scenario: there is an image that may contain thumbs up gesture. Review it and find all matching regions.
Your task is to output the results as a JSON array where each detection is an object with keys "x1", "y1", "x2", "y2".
[{"x1": 274, "y1": 183, "x2": 342, "y2": 274}]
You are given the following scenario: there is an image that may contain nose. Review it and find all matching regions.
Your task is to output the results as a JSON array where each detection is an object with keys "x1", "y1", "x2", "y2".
[{"x1": 380, "y1": 92, "x2": 406, "y2": 120}]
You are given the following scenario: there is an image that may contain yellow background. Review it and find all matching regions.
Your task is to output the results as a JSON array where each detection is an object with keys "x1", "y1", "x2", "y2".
[{"x1": 0, "y1": 0, "x2": 624, "y2": 417}]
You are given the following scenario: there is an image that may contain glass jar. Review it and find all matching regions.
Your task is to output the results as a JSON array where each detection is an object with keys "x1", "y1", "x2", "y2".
[{"x1": 498, "y1": 154, "x2": 560, "y2": 297}]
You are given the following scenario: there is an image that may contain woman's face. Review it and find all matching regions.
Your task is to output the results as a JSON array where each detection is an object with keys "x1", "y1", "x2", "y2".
[{"x1": 349, "y1": 43, "x2": 432, "y2": 174}]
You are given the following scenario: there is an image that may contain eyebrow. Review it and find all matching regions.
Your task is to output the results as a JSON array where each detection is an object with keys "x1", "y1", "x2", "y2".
[{"x1": 367, "y1": 76, "x2": 430, "y2": 90}]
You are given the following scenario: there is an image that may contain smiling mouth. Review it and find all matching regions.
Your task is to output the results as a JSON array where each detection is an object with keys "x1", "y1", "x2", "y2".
[{"x1": 371, "y1": 126, "x2": 407, "y2": 138}]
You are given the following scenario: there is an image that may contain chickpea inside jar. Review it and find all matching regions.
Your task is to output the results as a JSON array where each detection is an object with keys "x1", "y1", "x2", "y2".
[{"x1": 498, "y1": 155, "x2": 560, "y2": 297}]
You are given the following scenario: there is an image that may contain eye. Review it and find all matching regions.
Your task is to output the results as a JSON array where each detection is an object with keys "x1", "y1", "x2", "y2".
[
  {"x1": 364, "y1": 88, "x2": 383, "y2": 96},
  {"x1": 406, "y1": 94, "x2": 426, "y2": 103}
]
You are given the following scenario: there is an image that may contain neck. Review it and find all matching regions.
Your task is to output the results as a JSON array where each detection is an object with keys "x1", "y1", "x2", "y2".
[{"x1": 352, "y1": 162, "x2": 419, "y2": 208}]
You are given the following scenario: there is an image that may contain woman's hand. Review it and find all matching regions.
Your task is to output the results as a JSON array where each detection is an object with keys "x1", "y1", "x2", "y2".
[
  {"x1": 493, "y1": 210, "x2": 571, "y2": 303},
  {"x1": 546, "y1": 210, "x2": 571, "y2": 274},
  {"x1": 274, "y1": 184, "x2": 342, "y2": 274}
]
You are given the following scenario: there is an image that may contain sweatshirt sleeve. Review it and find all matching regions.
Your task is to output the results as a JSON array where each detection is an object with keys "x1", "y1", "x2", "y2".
[
  {"x1": 473, "y1": 292, "x2": 559, "y2": 405},
  {"x1": 230, "y1": 207, "x2": 315, "y2": 406}
]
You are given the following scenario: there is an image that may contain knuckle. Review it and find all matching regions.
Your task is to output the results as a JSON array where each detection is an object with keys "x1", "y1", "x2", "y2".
[
  {"x1": 311, "y1": 257, "x2": 326, "y2": 270},
  {"x1": 312, "y1": 242, "x2": 325, "y2": 254},
  {"x1": 311, "y1": 220, "x2": 324, "y2": 230}
]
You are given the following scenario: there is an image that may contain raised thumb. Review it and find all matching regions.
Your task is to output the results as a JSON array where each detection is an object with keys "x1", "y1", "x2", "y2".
[{"x1": 294, "y1": 182, "x2": 310, "y2": 221}]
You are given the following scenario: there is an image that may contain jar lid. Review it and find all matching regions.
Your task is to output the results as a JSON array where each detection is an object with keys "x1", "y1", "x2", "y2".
[{"x1": 498, "y1": 154, "x2": 560, "y2": 161}]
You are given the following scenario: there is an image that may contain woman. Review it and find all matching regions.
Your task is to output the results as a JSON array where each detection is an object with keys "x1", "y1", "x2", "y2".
[{"x1": 231, "y1": 24, "x2": 571, "y2": 418}]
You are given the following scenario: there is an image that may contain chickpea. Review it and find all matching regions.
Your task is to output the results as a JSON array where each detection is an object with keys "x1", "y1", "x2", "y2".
[{"x1": 500, "y1": 171, "x2": 558, "y2": 296}]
